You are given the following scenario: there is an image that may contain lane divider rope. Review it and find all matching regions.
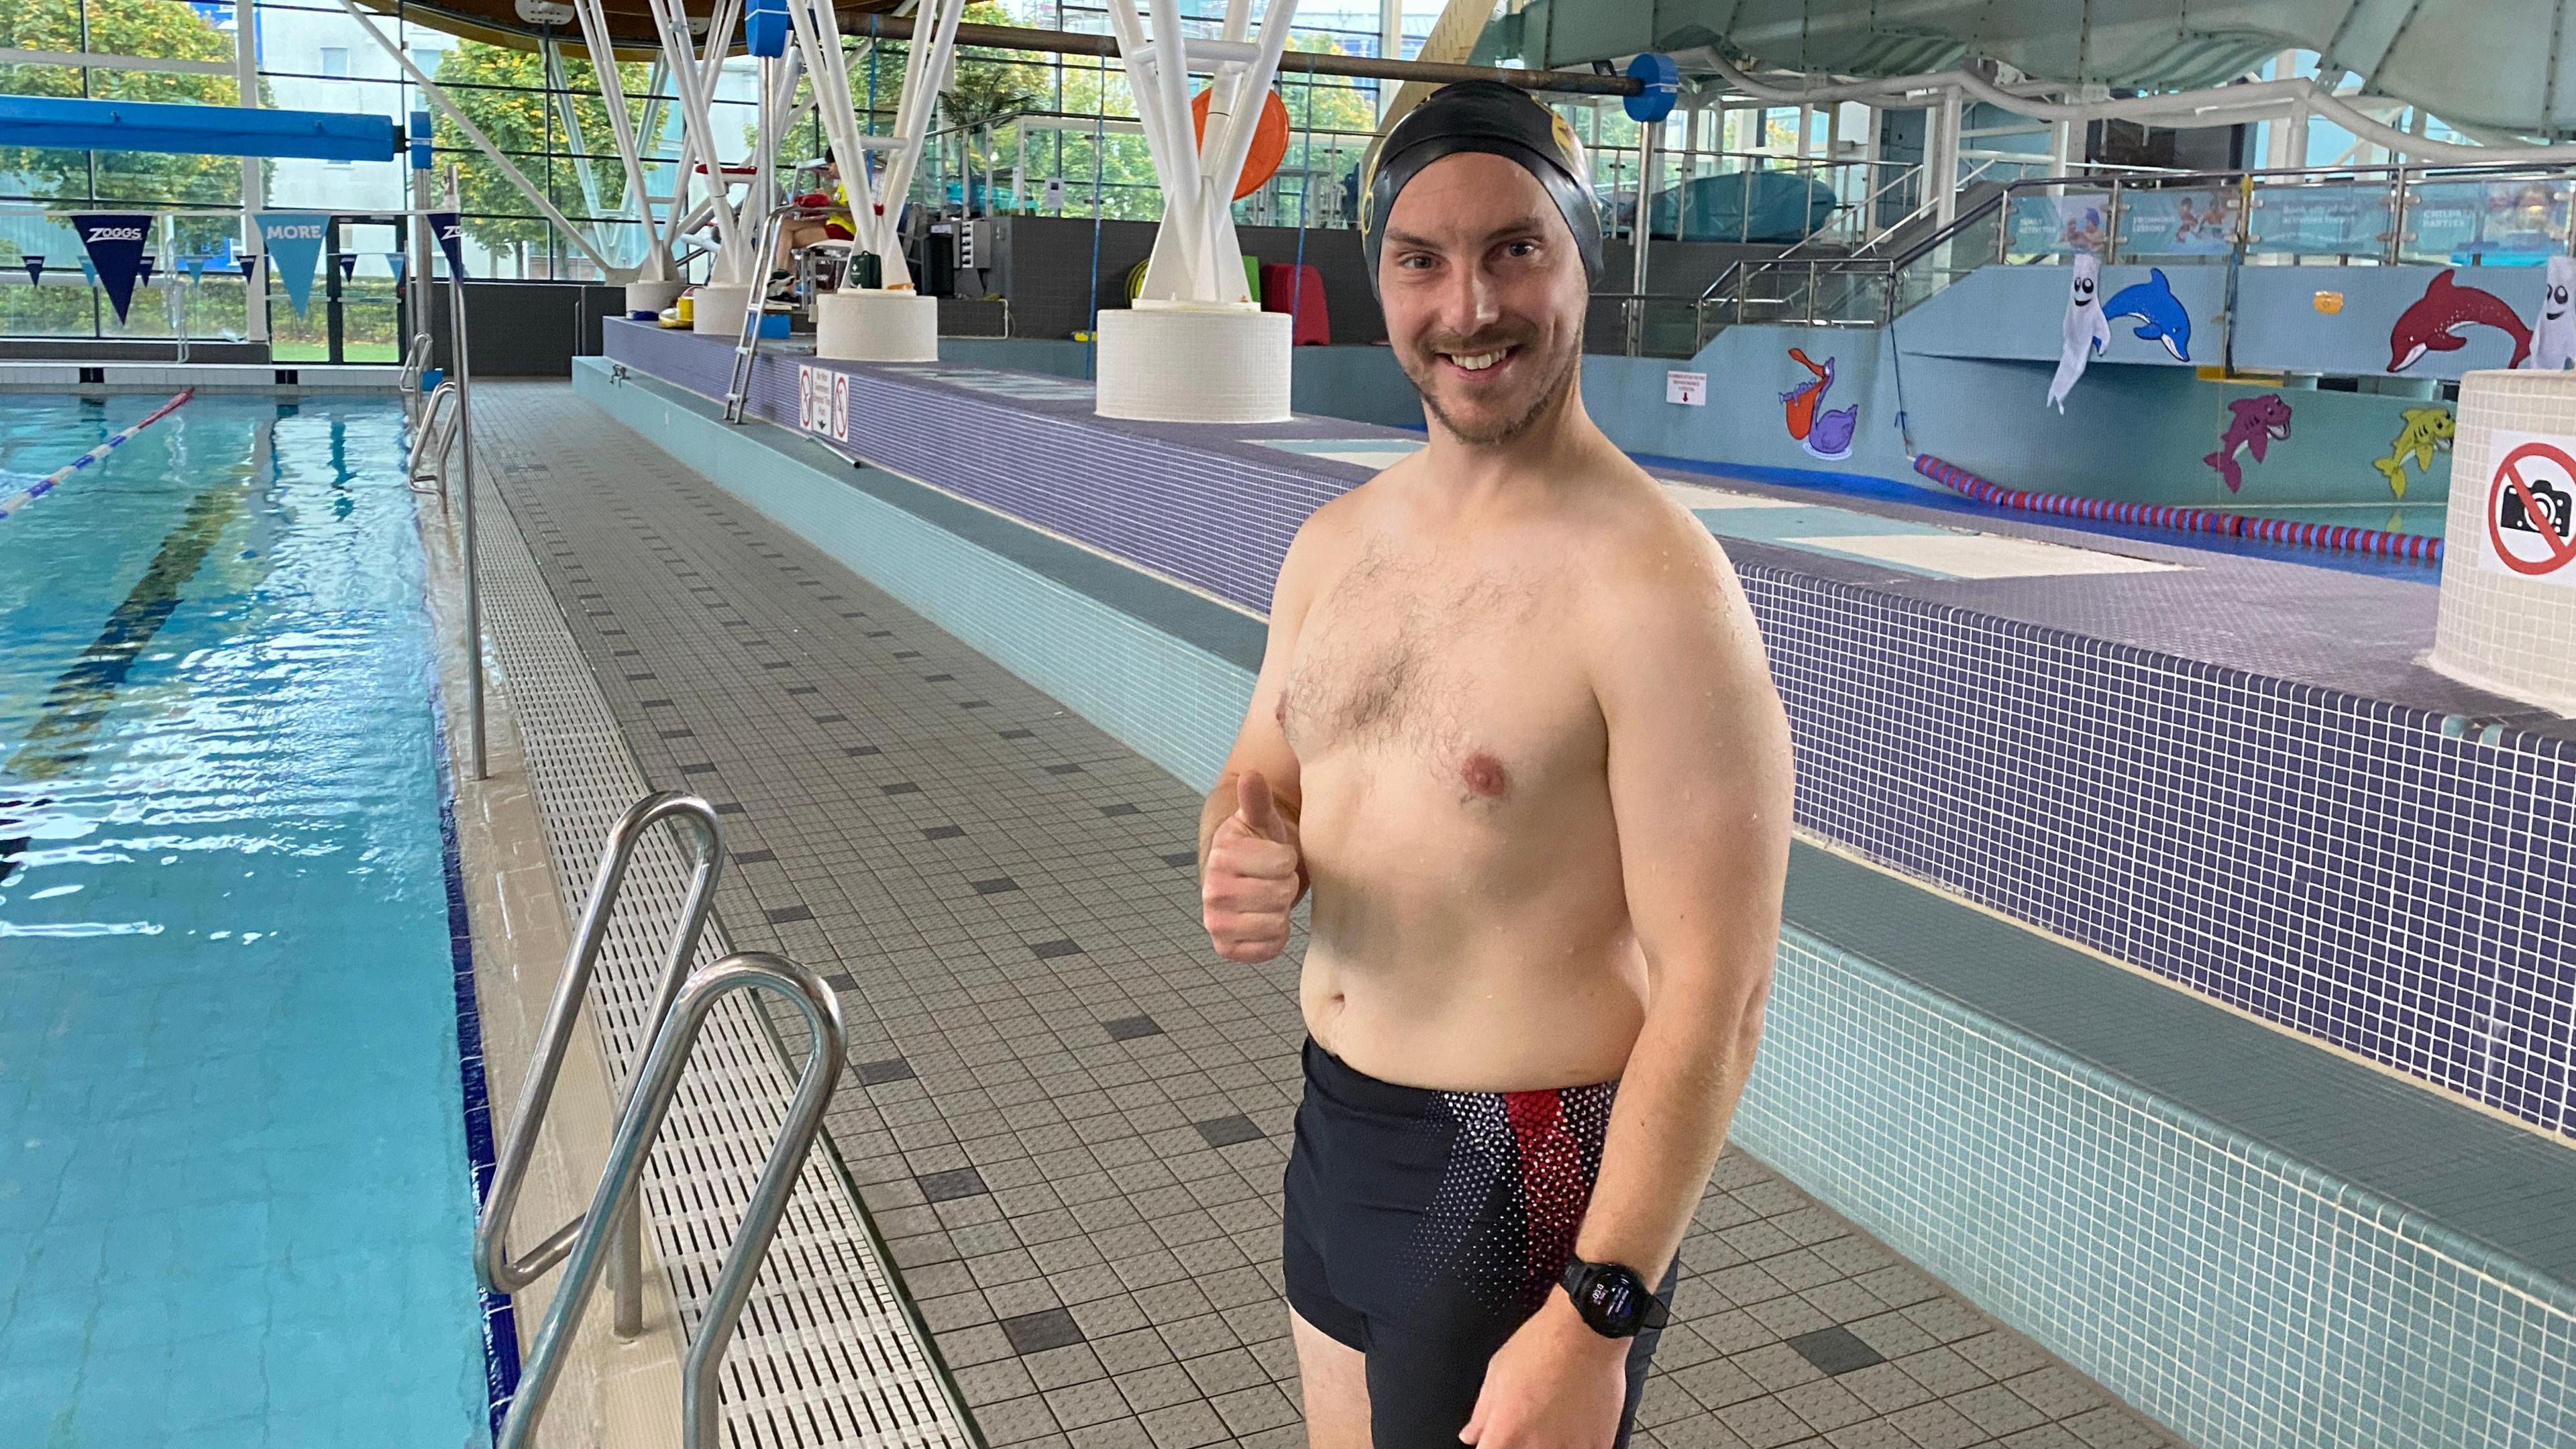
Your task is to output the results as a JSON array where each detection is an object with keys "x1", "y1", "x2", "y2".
[
  {"x1": 0, "y1": 388, "x2": 196, "y2": 521},
  {"x1": 1913, "y1": 453, "x2": 2444, "y2": 566}
]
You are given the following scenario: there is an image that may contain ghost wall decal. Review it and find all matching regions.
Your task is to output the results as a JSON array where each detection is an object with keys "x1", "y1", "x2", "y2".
[
  {"x1": 2047, "y1": 253, "x2": 2110, "y2": 413},
  {"x1": 2528, "y1": 256, "x2": 2576, "y2": 371}
]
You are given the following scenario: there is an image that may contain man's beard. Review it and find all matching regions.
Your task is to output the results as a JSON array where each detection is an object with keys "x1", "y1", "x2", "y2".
[{"x1": 1402, "y1": 327, "x2": 1582, "y2": 448}]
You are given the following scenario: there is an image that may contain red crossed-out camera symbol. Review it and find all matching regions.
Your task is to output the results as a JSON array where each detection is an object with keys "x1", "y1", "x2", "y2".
[{"x1": 2489, "y1": 441, "x2": 2576, "y2": 577}]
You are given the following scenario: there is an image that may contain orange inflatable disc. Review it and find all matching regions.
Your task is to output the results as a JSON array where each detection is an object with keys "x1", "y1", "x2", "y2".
[{"x1": 1192, "y1": 86, "x2": 1291, "y2": 200}]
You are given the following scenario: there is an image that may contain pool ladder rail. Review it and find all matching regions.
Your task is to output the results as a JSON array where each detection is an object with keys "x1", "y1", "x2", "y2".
[
  {"x1": 474, "y1": 791, "x2": 848, "y2": 1448},
  {"x1": 409, "y1": 379, "x2": 460, "y2": 498},
  {"x1": 398, "y1": 332, "x2": 434, "y2": 407},
  {"x1": 723, "y1": 202, "x2": 835, "y2": 425}
]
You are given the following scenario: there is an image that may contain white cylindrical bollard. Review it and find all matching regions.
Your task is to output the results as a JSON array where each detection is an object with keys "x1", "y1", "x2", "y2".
[
  {"x1": 690, "y1": 284, "x2": 753, "y2": 337},
  {"x1": 626, "y1": 280, "x2": 686, "y2": 318},
  {"x1": 1095, "y1": 303, "x2": 1293, "y2": 424},
  {"x1": 2430, "y1": 368, "x2": 2576, "y2": 715},
  {"x1": 814, "y1": 289, "x2": 941, "y2": 362}
]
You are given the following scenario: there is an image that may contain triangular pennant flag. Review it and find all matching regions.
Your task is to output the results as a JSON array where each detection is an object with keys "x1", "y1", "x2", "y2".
[
  {"x1": 235, "y1": 254, "x2": 258, "y2": 279},
  {"x1": 386, "y1": 251, "x2": 407, "y2": 283},
  {"x1": 78, "y1": 257, "x2": 96, "y2": 286},
  {"x1": 136, "y1": 254, "x2": 155, "y2": 287},
  {"x1": 428, "y1": 212, "x2": 466, "y2": 278},
  {"x1": 182, "y1": 256, "x2": 206, "y2": 280},
  {"x1": 21, "y1": 255, "x2": 41, "y2": 286},
  {"x1": 71, "y1": 215, "x2": 150, "y2": 321},
  {"x1": 257, "y1": 211, "x2": 328, "y2": 315},
  {"x1": 335, "y1": 253, "x2": 357, "y2": 280}
]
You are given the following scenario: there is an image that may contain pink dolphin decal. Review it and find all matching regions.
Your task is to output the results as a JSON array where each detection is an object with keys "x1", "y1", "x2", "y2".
[{"x1": 2203, "y1": 393, "x2": 2292, "y2": 492}]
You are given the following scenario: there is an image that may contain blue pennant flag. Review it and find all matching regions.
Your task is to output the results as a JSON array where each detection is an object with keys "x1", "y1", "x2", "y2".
[
  {"x1": 428, "y1": 211, "x2": 466, "y2": 278},
  {"x1": 136, "y1": 253, "x2": 156, "y2": 288},
  {"x1": 21, "y1": 255, "x2": 41, "y2": 286},
  {"x1": 71, "y1": 214, "x2": 151, "y2": 321},
  {"x1": 257, "y1": 211, "x2": 329, "y2": 315},
  {"x1": 182, "y1": 256, "x2": 206, "y2": 280},
  {"x1": 386, "y1": 251, "x2": 407, "y2": 283},
  {"x1": 335, "y1": 252, "x2": 356, "y2": 280}
]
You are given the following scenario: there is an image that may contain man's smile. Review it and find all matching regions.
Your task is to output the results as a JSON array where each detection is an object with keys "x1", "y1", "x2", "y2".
[{"x1": 1438, "y1": 344, "x2": 1519, "y2": 378}]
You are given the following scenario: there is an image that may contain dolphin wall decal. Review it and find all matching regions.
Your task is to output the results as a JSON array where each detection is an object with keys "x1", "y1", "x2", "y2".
[
  {"x1": 2389, "y1": 268, "x2": 2531, "y2": 372},
  {"x1": 2202, "y1": 393, "x2": 2292, "y2": 492},
  {"x1": 2103, "y1": 268, "x2": 2192, "y2": 362}
]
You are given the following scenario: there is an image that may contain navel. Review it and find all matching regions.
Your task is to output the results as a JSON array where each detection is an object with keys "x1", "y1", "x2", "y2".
[{"x1": 1460, "y1": 751, "x2": 1508, "y2": 798}]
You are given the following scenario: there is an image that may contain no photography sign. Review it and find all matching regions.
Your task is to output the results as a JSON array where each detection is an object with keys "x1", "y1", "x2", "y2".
[{"x1": 2484, "y1": 432, "x2": 2576, "y2": 586}]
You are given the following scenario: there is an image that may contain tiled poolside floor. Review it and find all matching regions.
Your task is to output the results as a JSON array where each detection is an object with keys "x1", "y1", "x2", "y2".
[{"x1": 471, "y1": 381, "x2": 2192, "y2": 1449}]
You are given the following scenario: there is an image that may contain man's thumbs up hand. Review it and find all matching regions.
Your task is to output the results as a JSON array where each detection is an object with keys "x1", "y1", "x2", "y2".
[{"x1": 1202, "y1": 771, "x2": 1303, "y2": 962}]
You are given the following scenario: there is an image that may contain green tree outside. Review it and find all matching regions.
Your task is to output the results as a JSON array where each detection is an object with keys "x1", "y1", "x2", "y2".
[
  {"x1": 0, "y1": 0, "x2": 271, "y2": 337},
  {"x1": 430, "y1": 39, "x2": 650, "y2": 262}
]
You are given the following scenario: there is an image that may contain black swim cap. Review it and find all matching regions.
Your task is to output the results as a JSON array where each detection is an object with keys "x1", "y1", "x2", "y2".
[{"x1": 1358, "y1": 80, "x2": 1603, "y2": 296}]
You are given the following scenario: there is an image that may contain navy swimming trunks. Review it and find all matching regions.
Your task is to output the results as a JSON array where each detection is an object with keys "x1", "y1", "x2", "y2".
[{"x1": 1282, "y1": 1038, "x2": 1672, "y2": 1448}]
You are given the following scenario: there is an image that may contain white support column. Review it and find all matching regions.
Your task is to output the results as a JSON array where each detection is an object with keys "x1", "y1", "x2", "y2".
[
  {"x1": 1095, "y1": 0, "x2": 1301, "y2": 423},
  {"x1": 793, "y1": 0, "x2": 957, "y2": 356},
  {"x1": 572, "y1": 0, "x2": 669, "y2": 287},
  {"x1": 543, "y1": 40, "x2": 610, "y2": 229},
  {"x1": 869, "y1": 0, "x2": 967, "y2": 270},
  {"x1": 642, "y1": 0, "x2": 751, "y2": 281},
  {"x1": 1931, "y1": 85, "x2": 1962, "y2": 227},
  {"x1": 1377, "y1": 0, "x2": 1401, "y2": 119},
  {"x1": 235, "y1": 1, "x2": 264, "y2": 343}
]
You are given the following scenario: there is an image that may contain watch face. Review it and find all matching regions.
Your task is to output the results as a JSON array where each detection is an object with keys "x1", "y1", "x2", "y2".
[{"x1": 1584, "y1": 1269, "x2": 1642, "y2": 1332}]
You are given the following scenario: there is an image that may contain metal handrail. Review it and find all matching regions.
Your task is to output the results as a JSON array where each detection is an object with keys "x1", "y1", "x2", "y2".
[
  {"x1": 496, "y1": 951, "x2": 846, "y2": 1449},
  {"x1": 1693, "y1": 152, "x2": 2576, "y2": 338},
  {"x1": 409, "y1": 380, "x2": 459, "y2": 496},
  {"x1": 476, "y1": 790, "x2": 724, "y2": 1339},
  {"x1": 445, "y1": 219, "x2": 487, "y2": 783},
  {"x1": 399, "y1": 331, "x2": 433, "y2": 404}
]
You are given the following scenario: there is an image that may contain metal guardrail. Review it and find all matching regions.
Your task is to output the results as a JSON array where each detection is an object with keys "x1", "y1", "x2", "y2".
[
  {"x1": 409, "y1": 380, "x2": 459, "y2": 496},
  {"x1": 496, "y1": 950, "x2": 847, "y2": 1449},
  {"x1": 1688, "y1": 155, "x2": 2576, "y2": 350},
  {"x1": 445, "y1": 251, "x2": 487, "y2": 782},
  {"x1": 399, "y1": 331, "x2": 433, "y2": 407},
  {"x1": 476, "y1": 790, "x2": 724, "y2": 1338}
]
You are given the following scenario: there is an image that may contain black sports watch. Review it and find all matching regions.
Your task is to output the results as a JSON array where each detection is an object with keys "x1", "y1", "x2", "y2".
[{"x1": 1559, "y1": 1258, "x2": 1670, "y2": 1338}]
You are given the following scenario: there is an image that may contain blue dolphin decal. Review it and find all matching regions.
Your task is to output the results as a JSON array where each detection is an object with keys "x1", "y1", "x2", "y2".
[{"x1": 2103, "y1": 267, "x2": 2192, "y2": 362}]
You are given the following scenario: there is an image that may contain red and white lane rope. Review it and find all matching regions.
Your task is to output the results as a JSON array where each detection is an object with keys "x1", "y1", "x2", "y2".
[
  {"x1": 1913, "y1": 453, "x2": 2443, "y2": 566},
  {"x1": 0, "y1": 388, "x2": 196, "y2": 522}
]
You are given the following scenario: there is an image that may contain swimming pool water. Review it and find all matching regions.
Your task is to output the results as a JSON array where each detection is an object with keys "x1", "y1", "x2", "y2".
[{"x1": 0, "y1": 394, "x2": 489, "y2": 1444}]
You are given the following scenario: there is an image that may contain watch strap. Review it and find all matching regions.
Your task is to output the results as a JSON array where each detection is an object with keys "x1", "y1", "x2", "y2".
[{"x1": 1560, "y1": 1258, "x2": 1670, "y2": 1337}]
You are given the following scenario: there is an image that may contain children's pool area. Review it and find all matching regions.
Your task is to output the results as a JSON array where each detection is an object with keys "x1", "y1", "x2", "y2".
[{"x1": 0, "y1": 395, "x2": 488, "y2": 1444}]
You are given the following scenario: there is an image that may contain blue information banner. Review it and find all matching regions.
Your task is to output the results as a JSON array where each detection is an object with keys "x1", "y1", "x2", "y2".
[{"x1": 258, "y1": 211, "x2": 329, "y2": 315}]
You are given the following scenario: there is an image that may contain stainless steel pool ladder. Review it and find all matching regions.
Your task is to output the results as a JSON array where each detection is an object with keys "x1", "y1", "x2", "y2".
[
  {"x1": 722, "y1": 203, "x2": 828, "y2": 425},
  {"x1": 474, "y1": 792, "x2": 724, "y2": 1338},
  {"x1": 398, "y1": 332, "x2": 433, "y2": 411},
  {"x1": 496, "y1": 949, "x2": 845, "y2": 1449},
  {"x1": 409, "y1": 380, "x2": 460, "y2": 497}
]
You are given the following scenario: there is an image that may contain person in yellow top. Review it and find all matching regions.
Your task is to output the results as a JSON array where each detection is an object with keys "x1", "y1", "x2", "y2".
[{"x1": 772, "y1": 162, "x2": 857, "y2": 276}]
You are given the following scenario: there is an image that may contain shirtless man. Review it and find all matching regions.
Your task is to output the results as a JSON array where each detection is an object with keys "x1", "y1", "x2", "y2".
[{"x1": 1196, "y1": 83, "x2": 1792, "y2": 1448}]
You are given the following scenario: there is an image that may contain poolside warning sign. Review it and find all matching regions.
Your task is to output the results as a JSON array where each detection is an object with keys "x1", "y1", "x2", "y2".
[
  {"x1": 796, "y1": 364, "x2": 849, "y2": 441},
  {"x1": 2483, "y1": 433, "x2": 2576, "y2": 586}
]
